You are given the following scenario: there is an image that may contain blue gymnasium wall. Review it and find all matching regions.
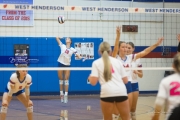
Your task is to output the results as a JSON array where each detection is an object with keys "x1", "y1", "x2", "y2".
[{"x1": 0, "y1": 37, "x2": 103, "y2": 95}]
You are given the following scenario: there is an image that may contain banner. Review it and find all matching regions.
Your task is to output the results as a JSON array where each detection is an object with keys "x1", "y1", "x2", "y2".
[
  {"x1": 0, "y1": 9, "x2": 33, "y2": 26},
  {"x1": 0, "y1": 0, "x2": 33, "y2": 26},
  {"x1": 0, "y1": 0, "x2": 33, "y2": 4},
  {"x1": 1, "y1": 5, "x2": 180, "y2": 14}
]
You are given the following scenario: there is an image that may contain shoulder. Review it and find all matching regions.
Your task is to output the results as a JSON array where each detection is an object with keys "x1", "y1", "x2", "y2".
[
  {"x1": 161, "y1": 73, "x2": 178, "y2": 85},
  {"x1": 10, "y1": 73, "x2": 17, "y2": 80},
  {"x1": 26, "y1": 74, "x2": 32, "y2": 81}
]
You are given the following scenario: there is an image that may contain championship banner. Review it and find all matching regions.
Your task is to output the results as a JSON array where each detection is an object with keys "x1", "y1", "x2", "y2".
[
  {"x1": 0, "y1": 0, "x2": 33, "y2": 26},
  {"x1": 0, "y1": 5, "x2": 180, "y2": 14}
]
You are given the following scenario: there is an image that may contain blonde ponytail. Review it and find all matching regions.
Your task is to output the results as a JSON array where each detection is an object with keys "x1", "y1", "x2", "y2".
[
  {"x1": 102, "y1": 51, "x2": 112, "y2": 82},
  {"x1": 99, "y1": 42, "x2": 112, "y2": 82}
]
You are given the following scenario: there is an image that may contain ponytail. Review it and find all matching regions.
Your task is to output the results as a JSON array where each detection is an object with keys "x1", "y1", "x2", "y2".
[{"x1": 102, "y1": 51, "x2": 112, "y2": 82}]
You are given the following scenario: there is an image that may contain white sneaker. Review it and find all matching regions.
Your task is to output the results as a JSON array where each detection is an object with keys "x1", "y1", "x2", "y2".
[
  {"x1": 64, "y1": 95, "x2": 68, "y2": 103},
  {"x1": 60, "y1": 95, "x2": 64, "y2": 103}
]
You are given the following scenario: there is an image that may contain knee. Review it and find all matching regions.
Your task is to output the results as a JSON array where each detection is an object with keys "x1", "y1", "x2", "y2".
[
  {"x1": 65, "y1": 80, "x2": 69, "y2": 85},
  {"x1": 1, "y1": 104, "x2": 8, "y2": 113}
]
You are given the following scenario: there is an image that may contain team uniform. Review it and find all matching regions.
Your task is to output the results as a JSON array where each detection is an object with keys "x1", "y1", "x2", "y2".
[
  {"x1": 116, "y1": 54, "x2": 136, "y2": 94},
  {"x1": 4, "y1": 73, "x2": 32, "y2": 96},
  {"x1": 91, "y1": 56, "x2": 128, "y2": 102},
  {"x1": 156, "y1": 73, "x2": 180, "y2": 120},
  {"x1": 57, "y1": 41, "x2": 77, "y2": 66},
  {"x1": 131, "y1": 58, "x2": 142, "y2": 92}
]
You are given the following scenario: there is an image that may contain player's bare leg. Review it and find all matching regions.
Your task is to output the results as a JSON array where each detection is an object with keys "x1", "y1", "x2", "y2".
[
  {"x1": 58, "y1": 70, "x2": 64, "y2": 102},
  {"x1": 0, "y1": 93, "x2": 11, "y2": 120},
  {"x1": 64, "y1": 70, "x2": 70, "y2": 103},
  {"x1": 17, "y1": 93, "x2": 33, "y2": 120}
]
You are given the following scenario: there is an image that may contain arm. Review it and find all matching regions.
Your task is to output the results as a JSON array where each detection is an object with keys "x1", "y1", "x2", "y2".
[
  {"x1": 25, "y1": 77, "x2": 32, "y2": 102},
  {"x1": 177, "y1": 34, "x2": 180, "y2": 53},
  {"x1": 122, "y1": 77, "x2": 128, "y2": 84},
  {"x1": 135, "y1": 37, "x2": 164, "y2": 60},
  {"x1": 112, "y1": 26, "x2": 121, "y2": 57},
  {"x1": 88, "y1": 62, "x2": 99, "y2": 86},
  {"x1": 152, "y1": 81, "x2": 167, "y2": 120},
  {"x1": 134, "y1": 70, "x2": 143, "y2": 78},
  {"x1": 56, "y1": 37, "x2": 62, "y2": 46}
]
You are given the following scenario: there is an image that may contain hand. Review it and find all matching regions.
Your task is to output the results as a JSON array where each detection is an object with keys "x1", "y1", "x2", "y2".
[
  {"x1": 116, "y1": 26, "x2": 121, "y2": 35},
  {"x1": 133, "y1": 70, "x2": 138, "y2": 74},
  {"x1": 156, "y1": 37, "x2": 164, "y2": 46},
  {"x1": 28, "y1": 100, "x2": 33, "y2": 107},
  {"x1": 177, "y1": 34, "x2": 180, "y2": 42}
]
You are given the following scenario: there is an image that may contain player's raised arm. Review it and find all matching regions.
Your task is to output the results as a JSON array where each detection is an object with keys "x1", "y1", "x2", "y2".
[
  {"x1": 112, "y1": 26, "x2": 121, "y2": 57},
  {"x1": 56, "y1": 37, "x2": 62, "y2": 46},
  {"x1": 134, "y1": 37, "x2": 164, "y2": 60},
  {"x1": 177, "y1": 34, "x2": 180, "y2": 53}
]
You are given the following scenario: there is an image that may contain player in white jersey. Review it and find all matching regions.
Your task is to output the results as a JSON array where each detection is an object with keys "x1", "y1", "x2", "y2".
[
  {"x1": 126, "y1": 42, "x2": 143, "y2": 120},
  {"x1": 88, "y1": 41, "x2": 130, "y2": 120},
  {"x1": 152, "y1": 54, "x2": 180, "y2": 120},
  {"x1": 56, "y1": 37, "x2": 81, "y2": 103},
  {"x1": 112, "y1": 28, "x2": 164, "y2": 120},
  {"x1": 0, "y1": 65, "x2": 33, "y2": 120}
]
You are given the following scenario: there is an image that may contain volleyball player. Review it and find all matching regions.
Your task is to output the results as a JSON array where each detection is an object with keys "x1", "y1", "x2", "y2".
[
  {"x1": 126, "y1": 42, "x2": 143, "y2": 120},
  {"x1": 0, "y1": 65, "x2": 33, "y2": 120},
  {"x1": 88, "y1": 41, "x2": 130, "y2": 120},
  {"x1": 112, "y1": 35, "x2": 164, "y2": 120},
  {"x1": 56, "y1": 37, "x2": 81, "y2": 103},
  {"x1": 151, "y1": 53, "x2": 180, "y2": 120}
]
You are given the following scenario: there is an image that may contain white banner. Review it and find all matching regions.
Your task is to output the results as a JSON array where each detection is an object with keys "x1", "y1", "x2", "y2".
[{"x1": 1, "y1": 4, "x2": 180, "y2": 14}]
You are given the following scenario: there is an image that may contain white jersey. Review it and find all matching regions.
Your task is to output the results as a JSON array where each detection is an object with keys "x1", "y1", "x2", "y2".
[
  {"x1": 116, "y1": 54, "x2": 135, "y2": 82},
  {"x1": 91, "y1": 56, "x2": 127, "y2": 98},
  {"x1": 156, "y1": 73, "x2": 180, "y2": 120},
  {"x1": 131, "y1": 58, "x2": 142, "y2": 83},
  {"x1": 57, "y1": 42, "x2": 77, "y2": 65},
  {"x1": 7, "y1": 73, "x2": 32, "y2": 93}
]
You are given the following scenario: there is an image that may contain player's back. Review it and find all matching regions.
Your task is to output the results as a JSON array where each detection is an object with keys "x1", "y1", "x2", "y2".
[
  {"x1": 93, "y1": 56, "x2": 127, "y2": 97},
  {"x1": 161, "y1": 73, "x2": 180, "y2": 114}
]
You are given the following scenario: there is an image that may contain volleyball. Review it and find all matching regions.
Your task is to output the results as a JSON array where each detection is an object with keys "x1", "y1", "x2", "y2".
[{"x1": 58, "y1": 16, "x2": 65, "y2": 24}]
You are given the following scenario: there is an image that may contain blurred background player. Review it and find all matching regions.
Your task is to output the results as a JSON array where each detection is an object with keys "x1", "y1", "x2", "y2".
[
  {"x1": 151, "y1": 54, "x2": 180, "y2": 120},
  {"x1": 88, "y1": 41, "x2": 130, "y2": 120},
  {"x1": 0, "y1": 65, "x2": 33, "y2": 120},
  {"x1": 56, "y1": 37, "x2": 81, "y2": 103},
  {"x1": 126, "y1": 42, "x2": 143, "y2": 120}
]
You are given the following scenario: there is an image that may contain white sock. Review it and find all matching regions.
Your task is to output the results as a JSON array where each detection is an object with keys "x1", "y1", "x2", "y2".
[
  {"x1": 65, "y1": 92, "x2": 68, "y2": 96},
  {"x1": 60, "y1": 91, "x2": 63, "y2": 95},
  {"x1": 112, "y1": 114, "x2": 119, "y2": 120}
]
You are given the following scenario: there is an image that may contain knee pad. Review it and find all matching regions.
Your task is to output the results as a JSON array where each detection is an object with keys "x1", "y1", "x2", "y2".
[
  {"x1": 59, "y1": 80, "x2": 64, "y2": 85},
  {"x1": 1, "y1": 106, "x2": 8, "y2": 113},
  {"x1": 27, "y1": 106, "x2": 33, "y2": 113},
  {"x1": 65, "y1": 80, "x2": 69, "y2": 85}
]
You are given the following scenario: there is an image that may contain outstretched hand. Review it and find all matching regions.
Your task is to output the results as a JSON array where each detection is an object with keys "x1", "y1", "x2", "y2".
[
  {"x1": 177, "y1": 34, "x2": 180, "y2": 42},
  {"x1": 116, "y1": 26, "x2": 121, "y2": 35},
  {"x1": 156, "y1": 37, "x2": 164, "y2": 46}
]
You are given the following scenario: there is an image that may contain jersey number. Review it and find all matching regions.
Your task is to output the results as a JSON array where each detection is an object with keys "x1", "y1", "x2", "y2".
[
  {"x1": 170, "y1": 82, "x2": 180, "y2": 96},
  {"x1": 65, "y1": 49, "x2": 69, "y2": 54},
  {"x1": 19, "y1": 86, "x2": 22, "y2": 90}
]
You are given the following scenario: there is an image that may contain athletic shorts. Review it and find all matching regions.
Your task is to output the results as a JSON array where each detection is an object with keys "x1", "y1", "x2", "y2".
[
  {"x1": 101, "y1": 96, "x2": 128, "y2": 103},
  {"x1": 131, "y1": 83, "x2": 139, "y2": 92},
  {"x1": 58, "y1": 62, "x2": 70, "y2": 67},
  {"x1": 168, "y1": 104, "x2": 180, "y2": 120},
  {"x1": 125, "y1": 81, "x2": 132, "y2": 94},
  {"x1": 4, "y1": 86, "x2": 24, "y2": 96}
]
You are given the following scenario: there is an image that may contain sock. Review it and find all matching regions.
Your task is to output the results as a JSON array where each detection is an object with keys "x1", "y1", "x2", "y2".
[
  {"x1": 60, "y1": 91, "x2": 63, "y2": 95},
  {"x1": 65, "y1": 92, "x2": 68, "y2": 96},
  {"x1": 112, "y1": 114, "x2": 119, "y2": 120}
]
